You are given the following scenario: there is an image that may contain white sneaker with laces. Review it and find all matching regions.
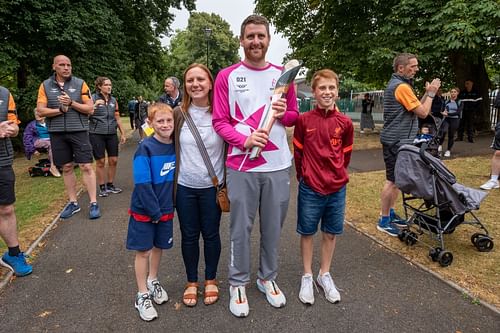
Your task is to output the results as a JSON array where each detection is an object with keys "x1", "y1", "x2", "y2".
[
  {"x1": 229, "y1": 285, "x2": 249, "y2": 317},
  {"x1": 147, "y1": 279, "x2": 168, "y2": 305},
  {"x1": 256, "y1": 279, "x2": 286, "y2": 308},
  {"x1": 480, "y1": 179, "x2": 500, "y2": 190},
  {"x1": 444, "y1": 150, "x2": 451, "y2": 157},
  {"x1": 299, "y1": 274, "x2": 315, "y2": 305},
  {"x1": 135, "y1": 292, "x2": 158, "y2": 321},
  {"x1": 316, "y1": 272, "x2": 341, "y2": 304}
]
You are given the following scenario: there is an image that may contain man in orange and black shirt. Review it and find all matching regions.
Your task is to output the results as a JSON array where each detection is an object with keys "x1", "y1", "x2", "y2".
[
  {"x1": 37, "y1": 55, "x2": 101, "y2": 220},
  {"x1": 0, "y1": 86, "x2": 33, "y2": 277},
  {"x1": 378, "y1": 53, "x2": 441, "y2": 237}
]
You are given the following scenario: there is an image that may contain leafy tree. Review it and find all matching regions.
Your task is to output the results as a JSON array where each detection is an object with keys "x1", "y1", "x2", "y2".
[
  {"x1": 164, "y1": 12, "x2": 240, "y2": 81},
  {"x1": 256, "y1": 0, "x2": 500, "y2": 129},
  {"x1": 0, "y1": 0, "x2": 195, "y2": 121}
]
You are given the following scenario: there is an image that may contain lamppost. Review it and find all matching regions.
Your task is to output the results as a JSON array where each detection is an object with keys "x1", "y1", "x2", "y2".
[{"x1": 203, "y1": 27, "x2": 212, "y2": 68}]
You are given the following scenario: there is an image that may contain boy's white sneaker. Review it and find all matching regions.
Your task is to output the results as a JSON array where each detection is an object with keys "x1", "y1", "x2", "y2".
[
  {"x1": 147, "y1": 279, "x2": 168, "y2": 305},
  {"x1": 256, "y1": 279, "x2": 286, "y2": 308},
  {"x1": 229, "y1": 285, "x2": 249, "y2": 317},
  {"x1": 444, "y1": 150, "x2": 451, "y2": 157},
  {"x1": 299, "y1": 273, "x2": 315, "y2": 305},
  {"x1": 135, "y1": 293, "x2": 158, "y2": 321},
  {"x1": 480, "y1": 179, "x2": 500, "y2": 190},
  {"x1": 316, "y1": 272, "x2": 341, "y2": 304}
]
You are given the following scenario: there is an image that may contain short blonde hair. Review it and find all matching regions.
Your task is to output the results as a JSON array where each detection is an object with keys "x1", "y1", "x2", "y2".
[
  {"x1": 147, "y1": 102, "x2": 173, "y2": 121},
  {"x1": 311, "y1": 69, "x2": 339, "y2": 90}
]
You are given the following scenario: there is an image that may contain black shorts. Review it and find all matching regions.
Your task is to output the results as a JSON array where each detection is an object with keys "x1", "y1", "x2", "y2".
[
  {"x1": 383, "y1": 143, "x2": 399, "y2": 182},
  {"x1": 50, "y1": 131, "x2": 94, "y2": 166},
  {"x1": 135, "y1": 119, "x2": 144, "y2": 130},
  {"x1": 493, "y1": 122, "x2": 500, "y2": 151},
  {"x1": 89, "y1": 133, "x2": 119, "y2": 160},
  {"x1": 0, "y1": 166, "x2": 15, "y2": 205}
]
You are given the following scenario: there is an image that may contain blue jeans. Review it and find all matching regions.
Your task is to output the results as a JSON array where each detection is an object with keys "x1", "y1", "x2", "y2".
[
  {"x1": 176, "y1": 184, "x2": 221, "y2": 282},
  {"x1": 297, "y1": 181, "x2": 346, "y2": 235}
]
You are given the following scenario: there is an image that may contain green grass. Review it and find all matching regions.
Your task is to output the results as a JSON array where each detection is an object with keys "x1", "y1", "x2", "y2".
[
  {"x1": 346, "y1": 155, "x2": 500, "y2": 308},
  {"x1": 0, "y1": 117, "x2": 132, "y2": 252}
]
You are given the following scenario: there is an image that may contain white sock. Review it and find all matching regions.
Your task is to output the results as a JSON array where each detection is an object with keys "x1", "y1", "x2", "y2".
[{"x1": 491, "y1": 175, "x2": 499, "y2": 181}]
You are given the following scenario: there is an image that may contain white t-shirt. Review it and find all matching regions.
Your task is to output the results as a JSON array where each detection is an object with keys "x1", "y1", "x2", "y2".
[{"x1": 178, "y1": 104, "x2": 224, "y2": 188}]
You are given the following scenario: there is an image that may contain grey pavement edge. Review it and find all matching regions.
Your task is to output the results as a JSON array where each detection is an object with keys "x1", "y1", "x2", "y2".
[{"x1": 0, "y1": 131, "x2": 498, "y2": 332}]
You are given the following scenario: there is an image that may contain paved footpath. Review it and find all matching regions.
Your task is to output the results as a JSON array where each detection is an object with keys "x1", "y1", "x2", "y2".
[{"x1": 0, "y1": 135, "x2": 499, "y2": 332}]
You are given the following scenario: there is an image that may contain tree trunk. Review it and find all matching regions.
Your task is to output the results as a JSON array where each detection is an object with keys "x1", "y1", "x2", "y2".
[
  {"x1": 448, "y1": 51, "x2": 491, "y2": 131},
  {"x1": 17, "y1": 62, "x2": 28, "y2": 89}
]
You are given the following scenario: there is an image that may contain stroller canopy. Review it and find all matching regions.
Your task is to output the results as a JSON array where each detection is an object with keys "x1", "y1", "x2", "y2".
[{"x1": 395, "y1": 144, "x2": 487, "y2": 215}]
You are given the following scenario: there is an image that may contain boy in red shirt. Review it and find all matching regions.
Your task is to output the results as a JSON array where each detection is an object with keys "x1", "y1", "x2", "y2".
[{"x1": 293, "y1": 69, "x2": 353, "y2": 305}]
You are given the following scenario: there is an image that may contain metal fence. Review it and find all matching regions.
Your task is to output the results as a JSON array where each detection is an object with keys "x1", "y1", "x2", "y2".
[
  {"x1": 488, "y1": 89, "x2": 499, "y2": 129},
  {"x1": 300, "y1": 89, "x2": 500, "y2": 128}
]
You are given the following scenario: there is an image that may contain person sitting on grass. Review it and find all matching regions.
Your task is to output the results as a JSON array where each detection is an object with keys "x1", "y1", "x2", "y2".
[
  {"x1": 293, "y1": 69, "x2": 354, "y2": 305},
  {"x1": 23, "y1": 108, "x2": 61, "y2": 177},
  {"x1": 126, "y1": 103, "x2": 175, "y2": 322}
]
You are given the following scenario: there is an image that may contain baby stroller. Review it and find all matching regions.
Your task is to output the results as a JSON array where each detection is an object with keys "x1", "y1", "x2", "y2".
[{"x1": 394, "y1": 144, "x2": 494, "y2": 267}]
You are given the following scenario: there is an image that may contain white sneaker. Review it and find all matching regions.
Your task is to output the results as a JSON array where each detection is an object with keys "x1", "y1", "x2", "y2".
[
  {"x1": 135, "y1": 293, "x2": 158, "y2": 321},
  {"x1": 147, "y1": 279, "x2": 168, "y2": 305},
  {"x1": 229, "y1": 285, "x2": 249, "y2": 317},
  {"x1": 480, "y1": 179, "x2": 500, "y2": 190},
  {"x1": 444, "y1": 150, "x2": 451, "y2": 157},
  {"x1": 438, "y1": 145, "x2": 443, "y2": 153},
  {"x1": 299, "y1": 274, "x2": 315, "y2": 305},
  {"x1": 316, "y1": 272, "x2": 341, "y2": 304},
  {"x1": 256, "y1": 279, "x2": 286, "y2": 308}
]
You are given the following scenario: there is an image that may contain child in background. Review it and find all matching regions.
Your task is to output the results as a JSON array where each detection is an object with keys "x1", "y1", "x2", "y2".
[
  {"x1": 413, "y1": 123, "x2": 433, "y2": 144},
  {"x1": 126, "y1": 103, "x2": 175, "y2": 321},
  {"x1": 293, "y1": 69, "x2": 354, "y2": 305},
  {"x1": 23, "y1": 108, "x2": 61, "y2": 177}
]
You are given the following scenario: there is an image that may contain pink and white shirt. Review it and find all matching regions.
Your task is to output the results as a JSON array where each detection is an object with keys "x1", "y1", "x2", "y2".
[{"x1": 213, "y1": 61, "x2": 298, "y2": 172}]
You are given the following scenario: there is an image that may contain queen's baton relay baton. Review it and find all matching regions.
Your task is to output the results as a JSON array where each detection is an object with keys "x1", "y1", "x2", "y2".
[{"x1": 249, "y1": 59, "x2": 303, "y2": 160}]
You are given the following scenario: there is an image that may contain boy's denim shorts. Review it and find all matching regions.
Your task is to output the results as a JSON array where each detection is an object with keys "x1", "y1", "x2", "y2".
[
  {"x1": 126, "y1": 216, "x2": 173, "y2": 251},
  {"x1": 297, "y1": 181, "x2": 346, "y2": 236}
]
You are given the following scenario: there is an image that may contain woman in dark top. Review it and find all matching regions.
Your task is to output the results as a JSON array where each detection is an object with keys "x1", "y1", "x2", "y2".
[{"x1": 360, "y1": 93, "x2": 375, "y2": 133}]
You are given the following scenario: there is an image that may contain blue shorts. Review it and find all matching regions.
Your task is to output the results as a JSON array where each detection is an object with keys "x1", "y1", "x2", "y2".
[
  {"x1": 297, "y1": 181, "x2": 346, "y2": 236},
  {"x1": 126, "y1": 216, "x2": 173, "y2": 251}
]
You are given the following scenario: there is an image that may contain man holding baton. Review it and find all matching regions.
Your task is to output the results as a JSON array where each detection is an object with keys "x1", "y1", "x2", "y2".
[{"x1": 213, "y1": 14, "x2": 298, "y2": 317}]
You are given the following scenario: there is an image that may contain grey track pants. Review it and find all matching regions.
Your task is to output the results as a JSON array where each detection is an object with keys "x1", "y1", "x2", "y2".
[{"x1": 226, "y1": 167, "x2": 291, "y2": 286}]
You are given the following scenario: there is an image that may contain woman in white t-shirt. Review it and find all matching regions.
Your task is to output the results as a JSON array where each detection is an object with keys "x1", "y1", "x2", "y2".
[{"x1": 173, "y1": 63, "x2": 224, "y2": 307}]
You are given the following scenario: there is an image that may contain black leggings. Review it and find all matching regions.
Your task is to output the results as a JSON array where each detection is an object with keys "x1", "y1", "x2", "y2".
[{"x1": 439, "y1": 118, "x2": 460, "y2": 150}]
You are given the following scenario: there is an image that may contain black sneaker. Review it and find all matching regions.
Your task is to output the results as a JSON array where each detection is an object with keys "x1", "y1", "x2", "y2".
[
  {"x1": 107, "y1": 184, "x2": 122, "y2": 194},
  {"x1": 98, "y1": 187, "x2": 109, "y2": 197}
]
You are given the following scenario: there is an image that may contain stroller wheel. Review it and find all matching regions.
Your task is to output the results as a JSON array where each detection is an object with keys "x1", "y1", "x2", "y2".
[
  {"x1": 437, "y1": 251, "x2": 453, "y2": 267},
  {"x1": 398, "y1": 229, "x2": 409, "y2": 242},
  {"x1": 429, "y1": 247, "x2": 442, "y2": 262},
  {"x1": 405, "y1": 231, "x2": 418, "y2": 246},
  {"x1": 475, "y1": 236, "x2": 494, "y2": 252},
  {"x1": 471, "y1": 233, "x2": 482, "y2": 245}
]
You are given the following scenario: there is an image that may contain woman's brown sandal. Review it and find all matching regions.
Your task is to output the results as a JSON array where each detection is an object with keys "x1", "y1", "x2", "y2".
[
  {"x1": 204, "y1": 279, "x2": 219, "y2": 305},
  {"x1": 183, "y1": 282, "x2": 199, "y2": 307}
]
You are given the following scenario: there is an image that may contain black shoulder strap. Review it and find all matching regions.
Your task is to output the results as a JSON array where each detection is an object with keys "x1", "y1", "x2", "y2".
[{"x1": 180, "y1": 109, "x2": 219, "y2": 187}]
